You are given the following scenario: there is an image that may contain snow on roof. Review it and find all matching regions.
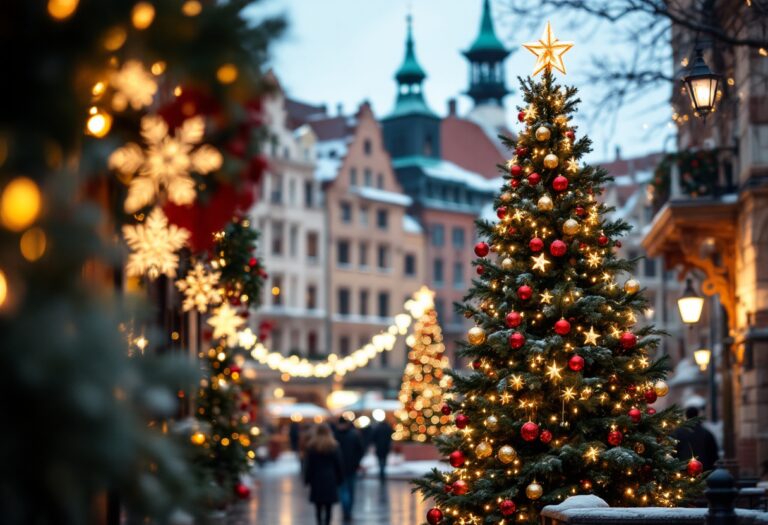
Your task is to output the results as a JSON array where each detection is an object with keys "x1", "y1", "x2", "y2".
[
  {"x1": 669, "y1": 357, "x2": 705, "y2": 387},
  {"x1": 636, "y1": 169, "x2": 653, "y2": 184},
  {"x1": 315, "y1": 157, "x2": 342, "y2": 182},
  {"x1": 351, "y1": 186, "x2": 412, "y2": 207},
  {"x1": 403, "y1": 215, "x2": 423, "y2": 233},
  {"x1": 393, "y1": 157, "x2": 499, "y2": 192}
]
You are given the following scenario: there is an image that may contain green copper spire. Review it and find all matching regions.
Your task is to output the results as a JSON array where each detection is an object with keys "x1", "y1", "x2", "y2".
[
  {"x1": 463, "y1": 0, "x2": 510, "y2": 107},
  {"x1": 466, "y1": 0, "x2": 508, "y2": 56},
  {"x1": 388, "y1": 14, "x2": 435, "y2": 118},
  {"x1": 395, "y1": 15, "x2": 426, "y2": 83}
]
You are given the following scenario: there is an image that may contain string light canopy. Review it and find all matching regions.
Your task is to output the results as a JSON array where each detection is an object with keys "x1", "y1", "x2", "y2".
[{"x1": 683, "y1": 49, "x2": 722, "y2": 116}]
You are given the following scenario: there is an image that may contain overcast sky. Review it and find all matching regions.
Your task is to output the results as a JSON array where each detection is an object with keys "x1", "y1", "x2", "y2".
[{"x1": 252, "y1": 0, "x2": 677, "y2": 163}]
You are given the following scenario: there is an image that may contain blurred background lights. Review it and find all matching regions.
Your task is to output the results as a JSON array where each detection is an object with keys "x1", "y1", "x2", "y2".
[
  {"x1": 20, "y1": 227, "x2": 47, "y2": 262},
  {"x1": 182, "y1": 0, "x2": 202, "y2": 16},
  {"x1": 86, "y1": 107, "x2": 112, "y2": 138},
  {"x1": 1, "y1": 177, "x2": 41, "y2": 231},
  {"x1": 131, "y1": 2, "x2": 156, "y2": 30},
  {"x1": 216, "y1": 64, "x2": 239, "y2": 84},
  {"x1": 47, "y1": 0, "x2": 79, "y2": 20},
  {"x1": 372, "y1": 409, "x2": 386, "y2": 422},
  {"x1": 0, "y1": 269, "x2": 7, "y2": 307}
]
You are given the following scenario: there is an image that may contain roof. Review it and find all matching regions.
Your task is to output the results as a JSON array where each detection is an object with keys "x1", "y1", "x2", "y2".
[
  {"x1": 403, "y1": 215, "x2": 423, "y2": 233},
  {"x1": 395, "y1": 15, "x2": 426, "y2": 83},
  {"x1": 385, "y1": 96, "x2": 438, "y2": 120},
  {"x1": 305, "y1": 115, "x2": 356, "y2": 142},
  {"x1": 441, "y1": 115, "x2": 509, "y2": 179},
  {"x1": 465, "y1": 0, "x2": 508, "y2": 57},
  {"x1": 350, "y1": 186, "x2": 413, "y2": 207},
  {"x1": 392, "y1": 156, "x2": 500, "y2": 192},
  {"x1": 285, "y1": 98, "x2": 327, "y2": 130}
]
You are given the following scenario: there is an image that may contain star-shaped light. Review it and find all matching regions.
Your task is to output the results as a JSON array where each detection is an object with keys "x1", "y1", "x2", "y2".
[
  {"x1": 510, "y1": 374, "x2": 525, "y2": 390},
  {"x1": 522, "y1": 22, "x2": 574, "y2": 76},
  {"x1": 585, "y1": 446, "x2": 600, "y2": 463},
  {"x1": 531, "y1": 253, "x2": 551, "y2": 272},
  {"x1": 540, "y1": 289, "x2": 553, "y2": 304},
  {"x1": 567, "y1": 158, "x2": 579, "y2": 173},
  {"x1": 545, "y1": 361, "x2": 563, "y2": 382},
  {"x1": 610, "y1": 325, "x2": 623, "y2": 338},
  {"x1": 501, "y1": 391, "x2": 512, "y2": 404},
  {"x1": 587, "y1": 252, "x2": 602, "y2": 268},
  {"x1": 512, "y1": 209, "x2": 525, "y2": 222},
  {"x1": 562, "y1": 386, "x2": 577, "y2": 401},
  {"x1": 237, "y1": 328, "x2": 258, "y2": 349},
  {"x1": 584, "y1": 326, "x2": 600, "y2": 345},
  {"x1": 524, "y1": 105, "x2": 538, "y2": 121},
  {"x1": 207, "y1": 303, "x2": 244, "y2": 346},
  {"x1": 123, "y1": 207, "x2": 190, "y2": 279}
]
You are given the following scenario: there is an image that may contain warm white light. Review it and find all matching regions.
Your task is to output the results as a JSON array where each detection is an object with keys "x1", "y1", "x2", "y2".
[
  {"x1": 678, "y1": 279, "x2": 704, "y2": 324},
  {"x1": 273, "y1": 387, "x2": 284, "y2": 399},
  {"x1": 694, "y1": 349, "x2": 711, "y2": 371},
  {"x1": 372, "y1": 409, "x2": 386, "y2": 422}
]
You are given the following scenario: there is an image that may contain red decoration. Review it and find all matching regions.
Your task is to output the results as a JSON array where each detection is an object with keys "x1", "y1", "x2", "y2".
[
  {"x1": 443, "y1": 483, "x2": 453, "y2": 494},
  {"x1": 646, "y1": 407, "x2": 657, "y2": 415},
  {"x1": 615, "y1": 240, "x2": 622, "y2": 248},
  {"x1": 575, "y1": 206, "x2": 585, "y2": 216},
  {"x1": 552, "y1": 175, "x2": 569, "y2": 192},
  {"x1": 497, "y1": 206, "x2": 507, "y2": 219},
  {"x1": 549, "y1": 240, "x2": 567, "y2": 257},
  {"x1": 235, "y1": 482, "x2": 251, "y2": 500},
  {"x1": 554, "y1": 318, "x2": 571, "y2": 335},
  {"x1": 452, "y1": 479, "x2": 469, "y2": 495},
  {"x1": 598, "y1": 234, "x2": 609, "y2": 246},
  {"x1": 510, "y1": 164, "x2": 523, "y2": 177},
  {"x1": 518, "y1": 111, "x2": 526, "y2": 122},
  {"x1": 527, "y1": 172, "x2": 541, "y2": 185},
  {"x1": 471, "y1": 359, "x2": 482, "y2": 370},
  {"x1": 568, "y1": 354, "x2": 585, "y2": 372},
  {"x1": 516, "y1": 146, "x2": 528, "y2": 157},
  {"x1": 540, "y1": 429, "x2": 553, "y2": 444},
  {"x1": 629, "y1": 408, "x2": 642, "y2": 423},
  {"x1": 427, "y1": 508, "x2": 444, "y2": 525},
  {"x1": 441, "y1": 404, "x2": 452, "y2": 416},
  {"x1": 619, "y1": 332, "x2": 637, "y2": 350},
  {"x1": 529, "y1": 237, "x2": 544, "y2": 252},
  {"x1": 626, "y1": 384, "x2": 637, "y2": 394},
  {"x1": 607, "y1": 430, "x2": 623, "y2": 446},
  {"x1": 506, "y1": 311, "x2": 523, "y2": 328},
  {"x1": 517, "y1": 285, "x2": 533, "y2": 300},
  {"x1": 449, "y1": 450, "x2": 466, "y2": 468},
  {"x1": 566, "y1": 130, "x2": 576, "y2": 141},
  {"x1": 474, "y1": 242, "x2": 490, "y2": 257},
  {"x1": 476, "y1": 265, "x2": 484, "y2": 275},
  {"x1": 521, "y1": 421, "x2": 540, "y2": 441},
  {"x1": 644, "y1": 389, "x2": 658, "y2": 404},
  {"x1": 509, "y1": 332, "x2": 526, "y2": 349},
  {"x1": 455, "y1": 414, "x2": 469, "y2": 429},
  {"x1": 248, "y1": 257, "x2": 258, "y2": 267},
  {"x1": 500, "y1": 500, "x2": 517, "y2": 516},
  {"x1": 687, "y1": 458, "x2": 704, "y2": 476},
  {"x1": 510, "y1": 179, "x2": 520, "y2": 188}
]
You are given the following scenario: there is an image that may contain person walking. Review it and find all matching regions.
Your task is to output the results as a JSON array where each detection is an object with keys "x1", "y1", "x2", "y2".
[
  {"x1": 303, "y1": 424, "x2": 344, "y2": 525},
  {"x1": 371, "y1": 418, "x2": 393, "y2": 481},
  {"x1": 333, "y1": 417, "x2": 364, "y2": 521},
  {"x1": 672, "y1": 406, "x2": 719, "y2": 471}
]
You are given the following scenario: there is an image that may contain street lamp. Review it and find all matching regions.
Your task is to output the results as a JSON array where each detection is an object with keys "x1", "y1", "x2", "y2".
[
  {"x1": 683, "y1": 49, "x2": 721, "y2": 116},
  {"x1": 694, "y1": 348, "x2": 711, "y2": 371},
  {"x1": 678, "y1": 278, "x2": 705, "y2": 324}
]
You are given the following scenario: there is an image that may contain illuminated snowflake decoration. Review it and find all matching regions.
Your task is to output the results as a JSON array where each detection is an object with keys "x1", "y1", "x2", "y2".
[
  {"x1": 207, "y1": 302, "x2": 244, "y2": 346},
  {"x1": 175, "y1": 262, "x2": 223, "y2": 313},
  {"x1": 110, "y1": 60, "x2": 157, "y2": 111},
  {"x1": 109, "y1": 115, "x2": 223, "y2": 213},
  {"x1": 122, "y1": 207, "x2": 190, "y2": 279}
]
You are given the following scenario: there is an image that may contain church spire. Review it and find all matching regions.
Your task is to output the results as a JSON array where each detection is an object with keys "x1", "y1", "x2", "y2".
[
  {"x1": 389, "y1": 14, "x2": 435, "y2": 118},
  {"x1": 463, "y1": 0, "x2": 510, "y2": 107}
]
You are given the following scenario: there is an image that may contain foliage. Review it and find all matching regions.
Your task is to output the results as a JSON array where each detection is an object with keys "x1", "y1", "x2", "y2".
[{"x1": 650, "y1": 149, "x2": 719, "y2": 207}]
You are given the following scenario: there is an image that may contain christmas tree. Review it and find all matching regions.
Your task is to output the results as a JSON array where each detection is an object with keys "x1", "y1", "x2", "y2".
[
  {"x1": 394, "y1": 305, "x2": 451, "y2": 443},
  {"x1": 417, "y1": 23, "x2": 698, "y2": 525}
]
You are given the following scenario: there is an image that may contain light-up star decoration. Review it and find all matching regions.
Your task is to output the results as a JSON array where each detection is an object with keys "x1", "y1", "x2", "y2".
[{"x1": 523, "y1": 22, "x2": 574, "y2": 76}]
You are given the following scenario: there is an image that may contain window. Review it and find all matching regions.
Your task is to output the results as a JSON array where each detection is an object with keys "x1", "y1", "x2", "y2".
[
  {"x1": 340, "y1": 202, "x2": 352, "y2": 223},
  {"x1": 337, "y1": 240, "x2": 350, "y2": 266},
  {"x1": 350, "y1": 167, "x2": 357, "y2": 186},
  {"x1": 363, "y1": 139, "x2": 372, "y2": 155},
  {"x1": 376, "y1": 209, "x2": 388, "y2": 230},
  {"x1": 270, "y1": 174, "x2": 282, "y2": 204},
  {"x1": 431, "y1": 224, "x2": 444, "y2": 246},
  {"x1": 359, "y1": 289, "x2": 369, "y2": 316},
  {"x1": 645, "y1": 257, "x2": 657, "y2": 277},
  {"x1": 288, "y1": 179, "x2": 296, "y2": 206},
  {"x1": 289, "y1": 225, "x2": 298, "y2": 257},
  {"x1": 364, "y1": 168, "x2": 373, "y2": 187},
  {"x1": 271, "y1": 329, "x2": 282, "y2": 353},
  {"x1": 378, "y1": 292, "x2": 390, "y2": 318},
  {"x1": 433, "y1": 258, "x2": 444, "y2": 286},
  {"x1": 360, "y1": 206, "x2": 369, "y2": 226},
  {"x1": 377, "y1": 174, "x2": 384, "y2": 189},
  {"x1": 271, "y1": 275, "x2": 283, "y2": 306},
  {"x1": 359, "y1": 242, "x2": 369, "y2": 268},
  {"x1": 404, "y1": 253, "x2": 417, "y2": 276},
  {"x1": 377, "y1": 244, "x2": 389, "y2": 270},
  {"x1": 306, "y1": 284, "x2": 317, "y2": 310},
  {"x1": 339, "y1": 336, "x2": 350, "y2": 356},
  {"x1": 453, "y1": 262, "x2": 464, "y2": 288},
  {"x1": 307, "y1": 232, "x2": 319, "y2": 261},
  {"x1": 452, "y1": 227, "x2": 465, "y2": 249},
  {"x1": 380, "y1": 349, "x2": 389, "y2": 368},
  {"x1": 304, "y1": 181, "x2": 314, "y2": 208},
  {"x1": 308, "y1": 332, "x2": 318, "y2": 358},
  {"x1": 338, "y1": 288, "x2": 351, "y2": 315},
  {"x1": 271, "y1": 221, "x2": 283, "y2": 255},
  {"x1": 434, "y1": 298, "x2": 445, "y2": 321}
]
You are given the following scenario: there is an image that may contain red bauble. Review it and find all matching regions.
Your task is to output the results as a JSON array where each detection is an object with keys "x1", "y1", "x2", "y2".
[
  {"x1": 646, "y1": 407, "x2": 657, "y2": 415},
  {"x1": 441, "y1": 404, "x2": 452, "y2": 416},
  {"x1": 607, "y1": 430, "x2": 623, "y2": 446},
  {"x1": 521, "y1": 421, "x2": 540, "y2": 441},
  {"x1": 529, "y1": 237, "x2": 544, "y2": 252},
  {"x1": 235, "y1": 482, "x2": 251, "y2": 500},
  {"x1": 500, "y1": 499, "x2": 517, "y2": 516},
  {"x1": 510, "y1": 164, "x2": 523, "y2": 177},
  {"x1": 620, "y1": 332, "x2": 637, "y2": 350},
  {"x1": 527, "y1": 172, "x2": 541, "y2": 185},
  {"x1": 516, "y1": 146, "x2": 528, "y2": 157},
  {"x1": 248, "y1": 257, "x2": 258, "y2": 267},
  {"x1": 598, "y1": 234, "x2": 609, "y2": 246},
  {"x1": 449, "y1": 450, "x2": 466, "y2": 468},
  {"x1": 626, "y1": 384, "x2": 637, "y2": 394},
  {"x1": 476, "y1": 265, "x2": 484, "y2": 275},
  {"x1": 427, "y1": 508, "x2": 444, "y2": 525},
  {"x1": 552, "y1": 175, "x2": 569, "y2": 192},
  {"x1": 518, "y1": 111, "x2": 526, "y2": 122},
  {"x1": 452, "y1": 479, "x2": 469, "y2": 495},
  {"x1": 517, "y1": 285, "x2": 533, "y2": 300},
  {"x1": 566, "y1": 130, "x2": 576, "y2": 141},
  {"x1": 687, "y1": 458, "x2": 704, "y2": 476},
  {"x1": 506, "y1": 311, "x2": 523, "y2": 328},
  {"x1": 471, "y1": 359, "x2": 482, "y2": 369},
  {"x1": 615, "y1": 240, "x2": 622, "y2": 248},
  {"x1": 568, "y1": 354, "x2": 585, "y2": 372},
  {"x1": 443, "y1": 483, "x2": 453, "y2": 494},
  {"x1": 455, "y1": 414, "x2": 469, "y2": 429},
  {"x1": 497, "y1": 206, "x2": 508, "y2": 219},
  {"x1": 550, "y1": 239, "x2": 567, "y2": 257},
  {"x1": 628, "y1": 408, "x2": 642, "y2": 423},
  {"x1": 644, "y1": 389, "x2": 658, "y2": 404},
  {"x1": 554, "y1": 318, "x2": 571, "y2": 335},
  {"x1": 540, "y1": 429, "x2": 553, "y2": 444},
  {"x1": 510, "y1": 179, "x2": 520, "y2": 188},
  {"x1": 474, "y1": 242, "x2": 490, "y2": 257},
  {"x1": 509, "y1": 332, "x2": 526, "y2": 349},
  {"x1": 575, "y1": 206, "x2": 586, "y2": 216}
]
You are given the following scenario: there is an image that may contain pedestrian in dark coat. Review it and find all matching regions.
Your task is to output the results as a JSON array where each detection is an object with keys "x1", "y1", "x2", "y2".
[
  {"x1": 333, "y1": 417, "x2": 364, "y2": 521},
  {"x1": 304, "y1": 424, "x2": 344, "y2": 525},
  {"x1": 371, "y1": 419, "x2": 393, "y2": 481},
  {"x1": 673, "y1": 406, "x2": 719, "y2": 471}
]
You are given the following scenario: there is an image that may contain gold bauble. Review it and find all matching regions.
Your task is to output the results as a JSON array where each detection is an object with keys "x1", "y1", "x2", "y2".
[
  {"x1": 554, "y1": 114, "x2": 568, "y2": 126},
  {"x1": 475, "y1": 441, "x2": 493, "y2": 459},
  {"x1": 537, "y1": 195, "x2": 554, "y2": 211},
  {"x1": 535, "y1": 126, "x2": 551, "y2": 142},
  {"x1": 543, "y1": 153, "x2": 559, "y2": 169},
  {"x1": 485, "y1": 415, "x2": 499, "y2": 430},
  {"x1": 498, "y1": 445, "x2": 517, "y2": 463},
  {"x1": 467, "y1": 326, "x2": 486, "y2": 345},
  {"x1": 500, "y1": 192, "x2": 513, "y2": 202},
  {"x1": 563, "y1": 218, "x2": 580, "y2": 236},
  {"x1": 501, "y1": 258, "x2": 513, "y2": 271},
  {"x1": 624, "y1": 279, "x2": 640, "y2": 294},
  {"x1": 634, "y1": 442, "x2": 646, "y2": 454},
  {"x1": 654, "y1": 380, "x2": 669, "y2": 397},
  {"x1": 526, "y1": 482, "x2": 544, "y2": 500}
]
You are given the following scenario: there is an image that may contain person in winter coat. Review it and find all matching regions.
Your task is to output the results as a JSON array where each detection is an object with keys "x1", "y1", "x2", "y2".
[
  {"x1": 333, "y1": 417, "x2": 365, "y2": 521},
  {"x1": 371, "y1": 419, "x2": 393, "y2": 481},
  {"x1": 303, "y1": 424, "x2": 344, "y2": 525},
  {"x1": 673, "y1": 406, "x2": 719, "y2": 471}
]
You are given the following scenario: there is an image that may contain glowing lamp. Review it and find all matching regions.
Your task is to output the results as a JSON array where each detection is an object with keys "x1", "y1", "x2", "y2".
[
  {"x1": 694, "y1": 349, "x2": 711, "y2": 371},
  {"x1": 677, "y1": 278, "x2": 704, "y2": 324},
  {"x1": 683, "y1": 49, "x2": 721, "y2": 116}
]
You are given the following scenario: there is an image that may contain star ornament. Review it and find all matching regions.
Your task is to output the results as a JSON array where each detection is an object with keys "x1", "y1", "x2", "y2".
[
  {"x1": 523, "y1": 22, "x2": 574, "y2": 76},
  {"x1": 531, "y1": 253, "x2": 551, "y2": 272}
]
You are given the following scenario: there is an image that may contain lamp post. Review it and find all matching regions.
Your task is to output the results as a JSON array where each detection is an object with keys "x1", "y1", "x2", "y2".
[
  {"x1": 678, "y1": 278, "x2": 705, "y2": 324},
  {"x1": 683, "y1": 48, "x2": 722, "y2": 117}
]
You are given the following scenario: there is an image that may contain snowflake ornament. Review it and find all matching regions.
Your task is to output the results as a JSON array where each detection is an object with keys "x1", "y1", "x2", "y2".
[
  {"x1": 123, "y1": 207, "x2": 190, "y2": 279},
  {"x1": 109, "y1": 115, "x2": 223, "y2": 213},
  {"x1": 110, "y1": 60, "x2": 157, "y2": 111},
  {"x1": 207, "y1": 302, "x2": 244, "y2": 346},
  {"x1": 176, "y1": 262, "x2": 223, "y2": 313}
]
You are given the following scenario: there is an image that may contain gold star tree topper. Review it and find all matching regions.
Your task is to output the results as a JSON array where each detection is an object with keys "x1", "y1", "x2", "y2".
[{"x1": 522, "y1": 21, "x2": 574, "y2": 76}]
